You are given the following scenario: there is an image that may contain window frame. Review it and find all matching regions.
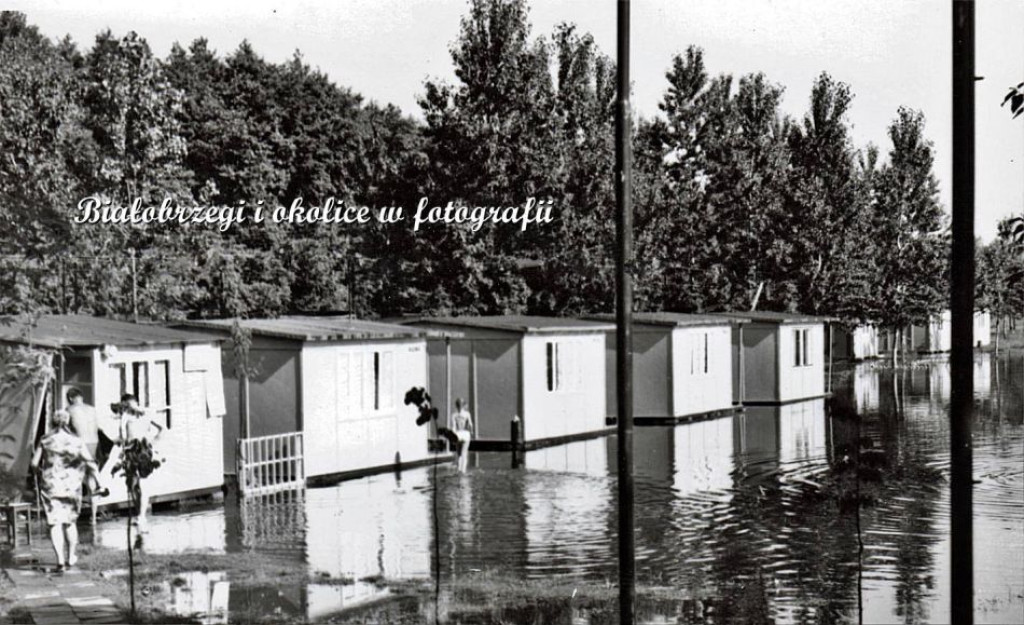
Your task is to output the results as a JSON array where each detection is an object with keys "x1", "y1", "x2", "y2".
[
  {"x1": 794, "y1": 327, "x2": 813, "y2": 368},
  {"x1": 110, "y1": 356, "x2": 174, "y2": 429}
]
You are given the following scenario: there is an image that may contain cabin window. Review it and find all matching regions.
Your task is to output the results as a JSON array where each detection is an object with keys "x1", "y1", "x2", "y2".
[
  {"x1": 373, "y1": 352, "x2": 380, "y2": 410},
  {"x1": 339, "y1": 350, "x2": 395, "y2": 416},
  {"x1": 794, "y1": 328, "x2": 812, "y2": 367},
  {"x1": 152, "y1": 360, "x2": 172, "y2": 428},
  {"x1": 61, "y1": 352, "x2": 94, "y2": 407},
  {"x1": 690, "y1": 332, "x2": 710, "y2": 375},
  {"x1": 546, "y1": 342, "x2": 559, "y2": 391},
  {"x1": 110, "y1": 359, "x2": 173, "y2": 428},
  {"x1": 546, "y1": 341, "x2": 582, "y2": 392},
  {"x1": 369, "y1": 351, "x2": 395, "y2": 412}
]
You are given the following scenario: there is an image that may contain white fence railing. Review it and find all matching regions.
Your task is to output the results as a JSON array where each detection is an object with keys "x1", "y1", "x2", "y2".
[{"x1": 237, "y1": 432, "x2": 305, "y2": 497}]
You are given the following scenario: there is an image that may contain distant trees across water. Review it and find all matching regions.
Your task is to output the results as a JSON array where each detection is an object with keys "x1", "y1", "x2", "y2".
[{"x1": 0, "y1": 3, "x2": 1017, "y2": 330}]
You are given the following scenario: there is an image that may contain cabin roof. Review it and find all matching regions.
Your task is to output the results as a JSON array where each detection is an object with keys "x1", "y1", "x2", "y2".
[
  {"x1": 715, "y1": 311, "x2": 837, "y2": 325},
  {"x1": 407, "y1": 315, "x2": 615, "y2": 334},
  {"x1": 0, "y1": 314, "x2": 218, "y2": 349},
  {"x1": 182, "y1": 316, "x2": 456, "y2": 342},
  {"x1": 587, "y1": 312, "x2": 747, "y2": 328}
]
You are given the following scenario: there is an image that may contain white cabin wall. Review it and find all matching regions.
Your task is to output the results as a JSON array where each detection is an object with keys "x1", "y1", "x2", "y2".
[
  {"x1": 521, "y1": 333, "x2": 606, "y2": 441},
  {"x1": 777, "y1": 325, "x2": 826, "y2": 403},
  {"x1": 852, "y1": 326, "x2": 880, "y2": 360},
  {"x1": 671, "y1": 326, "x2": 733, "y2": 416},
  {"x1": 300, "y1": 339, "x2": 429, "y2": 478},
  {"x1": 94, "y1": 343, "x2": 225, "y2": 506},
  {"x1": 974, "y1": 311, "x2": 992, "y2": 347}
]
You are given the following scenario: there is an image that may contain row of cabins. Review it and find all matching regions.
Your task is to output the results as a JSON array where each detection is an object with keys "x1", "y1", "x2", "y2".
[
  {"x1": 832, "y1": 311, "x2": 992, "y2": 361},
  {"x1": 0, "y1": 311, "x2": 833, "y2": 505}
]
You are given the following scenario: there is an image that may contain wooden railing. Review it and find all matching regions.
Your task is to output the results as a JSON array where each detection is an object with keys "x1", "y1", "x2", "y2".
[{"x1": 237, "y1": 432, "x2": 305, "y2": 497}]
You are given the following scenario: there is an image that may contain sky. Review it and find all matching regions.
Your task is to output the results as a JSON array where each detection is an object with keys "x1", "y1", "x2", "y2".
[{"x1": 8, "y1": 0, "x2": 1023, "y2": 240}]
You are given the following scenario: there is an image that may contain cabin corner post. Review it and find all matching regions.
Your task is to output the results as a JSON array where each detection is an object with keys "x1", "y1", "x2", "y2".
[
  {"x1": 951, "y1": 0, "x2": 975, "y2": 621},
  {"x1": 738, "y1": 325, "x2": 746, "y2": 405},
  {"x1": 827, "y1": 323, "x2": 834, "y2": 395},
  {"x1": 614, "y1": 0, "x2": 636, "y2": 621}
]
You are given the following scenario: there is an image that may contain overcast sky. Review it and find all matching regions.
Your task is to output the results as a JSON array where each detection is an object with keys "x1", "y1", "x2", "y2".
[{"x1": 10, "y1": 0, "x2": 1023, "y2": 240}]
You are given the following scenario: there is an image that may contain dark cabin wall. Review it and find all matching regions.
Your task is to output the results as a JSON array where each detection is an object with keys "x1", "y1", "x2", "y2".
[
  {"x1": 218, "y1": 335, "x2": 301, "y2": 474},
  {"x1": 742, "y1": 324, "x2": 779, "y2": 403},
  {"x1": 605, "y1": 328, "x2": 671, "y2": 419},
  {"x1": 425, "y1": 334, "x2": 520, "y2": 439},
  {"x1": 474, "y1": 339, "x2": 520, "y2": 439}
]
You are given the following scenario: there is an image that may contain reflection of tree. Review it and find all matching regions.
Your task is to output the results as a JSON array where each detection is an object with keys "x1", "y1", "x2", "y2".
[{"x1": 848, "y1": 362, "x2": 944, "y2": 624}]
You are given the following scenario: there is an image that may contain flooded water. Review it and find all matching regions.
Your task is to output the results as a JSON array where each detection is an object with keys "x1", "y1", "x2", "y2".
[{"x1": 94, "y1": 352, "x2": 1024, "y2": 624}]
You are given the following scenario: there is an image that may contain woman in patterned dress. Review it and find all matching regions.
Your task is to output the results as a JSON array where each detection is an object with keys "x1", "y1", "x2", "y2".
[{"x1": 31, "y1": 410, "x2": 107, "y2": 571}]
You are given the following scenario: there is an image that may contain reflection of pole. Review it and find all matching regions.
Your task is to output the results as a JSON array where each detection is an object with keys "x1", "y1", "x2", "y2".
[
  {"x1": 951, "y1": 1, "x2": 975, "y2": 623},
  {"x1": 614, "y1": 0, "x2": 635, "y2": 623}
]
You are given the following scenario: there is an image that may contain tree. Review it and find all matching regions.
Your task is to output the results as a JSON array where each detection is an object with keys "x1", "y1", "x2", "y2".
[
  {"x1": 870, "y1": 107, "x2": 949, "y2": 361},
  {"x1": 82, "y1": 30, "x2": 191, "y2": 202},
  {"x1": 784, "y1": 73, "x2": 877, "y2": 318},
  {"x1": 976, "y1": 228, "x2": 1024, "y2": 350}
]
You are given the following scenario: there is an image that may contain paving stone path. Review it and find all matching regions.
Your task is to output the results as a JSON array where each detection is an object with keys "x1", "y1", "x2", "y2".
[{"x1": 3, "y1": 554, "x2": 126, "y2": 625}]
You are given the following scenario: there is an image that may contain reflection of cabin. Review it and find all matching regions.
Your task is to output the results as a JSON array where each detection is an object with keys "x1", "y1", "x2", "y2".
[
  {"x1": 831, "y1": 324, "x2": 880, "y2": 361},
  {"x1": 181, "y1": 317, "x2": 452, "y2": 481},
  {"x1": 591, "y1": 313, "x2": 745, "y2": 423},
  {"x1": 852, "y1": 365, "x2": 881, "y2": 414},
  {"x1": 734, "y1": 398, "x2": 827, "y2": 474},
  {"x1": 403, "y1": 316, "x2": 614, "y2": 449},
  {"x1": 0, "y1": 315, "x2": 226, "y2": 506},
  {"x1": 630, "y1": 419, "x2": 734, "y2": 494},
  {"x1": 719, "y1": 312, "x2": 832, "y2": 405}
]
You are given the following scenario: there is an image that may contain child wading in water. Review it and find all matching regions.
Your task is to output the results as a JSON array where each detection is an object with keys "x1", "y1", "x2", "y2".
[{"x1": 450, "y1": 398, "x2": 473, "y2": 472}]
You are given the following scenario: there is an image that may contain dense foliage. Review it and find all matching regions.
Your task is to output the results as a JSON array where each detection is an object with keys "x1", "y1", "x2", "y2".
[{"x1": 0, "y1": 2, "x2": 1008, "y2": 331}]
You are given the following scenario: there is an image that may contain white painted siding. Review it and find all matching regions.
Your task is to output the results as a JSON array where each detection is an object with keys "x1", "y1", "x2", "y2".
[
  {"x1": 852, "y1": 326, "x2": 880, "y2": 359},
  {"x1": 777, "y1": 324, "x2": 826, "y2": 403},
  {"x1": 94, "y1": 343, "x2": 225, "y2": 506},
  {"x1": 928, "y1": 311, "x2": 953, "y2": 352},
  {"x1": 521, "y1": 333, "x2": 606, "y2": 441},
  {"x1": 974, "y1": 311, "x2": 992, "y2": 347},
  {"x1": 671, "y1": 326, "x2": 733, "y2": 416},
  {"x1": 300, "y1": 340, "x2": 429, "y2": 478}
]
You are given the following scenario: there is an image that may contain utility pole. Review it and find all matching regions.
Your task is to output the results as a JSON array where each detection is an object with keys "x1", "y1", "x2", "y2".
[
  {"x1": 614, "y1": 0, "x2": 635, "y2": 622},
  {"x1": 951, "y1": 1, "x2": 975, "y2": 623}
]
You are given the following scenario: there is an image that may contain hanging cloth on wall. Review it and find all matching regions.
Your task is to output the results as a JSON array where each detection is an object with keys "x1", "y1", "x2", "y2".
[{"x1": 0, "y1": 346, "x2": 54, "y2": 480}]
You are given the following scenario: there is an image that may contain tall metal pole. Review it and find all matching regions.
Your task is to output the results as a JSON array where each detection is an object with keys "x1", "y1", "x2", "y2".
[
  {"x1": 951, "y1": 1, "x2": 975, "y2": 623},
  {"x1": 614, "y1": 0, "x2": 635, "y2": 622}
]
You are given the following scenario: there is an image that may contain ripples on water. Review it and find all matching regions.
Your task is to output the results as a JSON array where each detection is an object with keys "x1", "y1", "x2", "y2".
[{"x1": 95, "y1": 352, "x2": 1024, "y2": 624}]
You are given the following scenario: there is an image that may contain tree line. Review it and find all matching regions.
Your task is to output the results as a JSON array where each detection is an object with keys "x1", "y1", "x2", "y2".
[{"x1": 0, "y1": 2, "x2": 1019, "y2": 333}]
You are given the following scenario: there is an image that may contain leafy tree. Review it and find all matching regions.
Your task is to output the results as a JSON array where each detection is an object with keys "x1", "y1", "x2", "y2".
[
  {"x1": 82, "y1": 30, "x2": 191, "y2": 202},
  {"x1": 784, "y1": 73, "x2": 877, "y2": 318},
  {"x1": 976, "y1": 229, "x2": 1024, "y2": 349},
  {"x1": 870, "y1": 107, "x2": 949, "y2": 360}
]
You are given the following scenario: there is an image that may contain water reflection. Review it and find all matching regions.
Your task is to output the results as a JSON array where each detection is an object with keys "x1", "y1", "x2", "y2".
[
  {"x1": 161, "y1": 571, "x2": 229, "y2": 624},
  {"x1": 91, "y1": 351, "x2": 1023, "y2": 624}
]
